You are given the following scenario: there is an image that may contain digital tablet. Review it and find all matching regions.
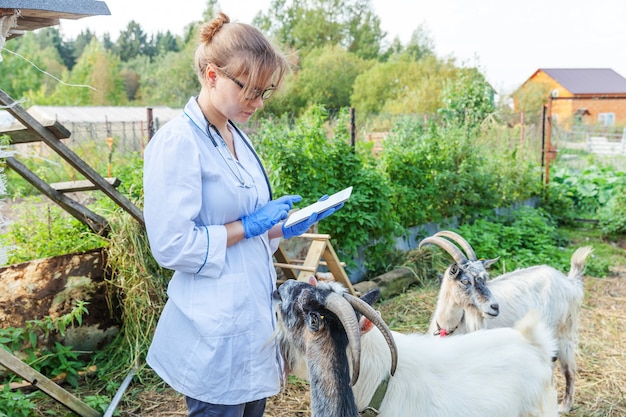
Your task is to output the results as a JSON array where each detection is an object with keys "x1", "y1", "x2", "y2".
[{"x1": 283, "y1": 186, "x2": 352, "y2": 228}]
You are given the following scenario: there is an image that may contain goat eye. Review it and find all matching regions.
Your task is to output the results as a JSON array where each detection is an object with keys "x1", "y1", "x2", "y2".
[
  {"x1": 306, "y1": 312, "x2": 322, "y2": 332},
  {"x1": 460, "y1": 278, "x2": 470, "y2": 285}
]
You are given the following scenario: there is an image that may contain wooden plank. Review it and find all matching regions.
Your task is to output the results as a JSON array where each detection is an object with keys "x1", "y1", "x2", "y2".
[
  {"x1": 281, "y1": 259, "x2": 346, "y2": 267},
  {"x1": 5, "y1": 157, "x2": 110, "y2": 236},
  {"x1": 0, "y1": 89, "x2": 144, "y2": 226},
  {"x1": 0, "y1": 119, "x2": 71, "y2": 143},
  {"x1": 273, "y1": 262, "x2": 317, "y2": 272},
  {"x1": 297, "y1": 240, "x2": 327, "y2": 282},
  {"x1": 0, "y1": 349, "x2": 101, "y2": 417},
  {"x1": 50, "y1": 177, "x2": 121, "y2": 193},
  {"x1": 273, "y1": 245, "x2": 297, "y2": 279}
]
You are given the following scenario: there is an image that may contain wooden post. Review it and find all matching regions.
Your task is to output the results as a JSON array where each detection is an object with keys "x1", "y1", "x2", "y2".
[
  {"x1": 545, "y1": 96, "x2": 553, "y2": 184},
  {"x1": 350, "y1": 107, "x2": 356, "y2": 148},
  {"x1": 520, "y1": 112, "x2": 525, "y2": 146}
]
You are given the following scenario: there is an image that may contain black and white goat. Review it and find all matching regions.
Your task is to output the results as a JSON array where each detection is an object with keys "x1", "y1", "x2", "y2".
[
  {"x1": 419, "y1": 230, "x2": 593, "y2": 413},
  {"x1": 272, "y1": 277, "x2": 559, "y2": 417}
]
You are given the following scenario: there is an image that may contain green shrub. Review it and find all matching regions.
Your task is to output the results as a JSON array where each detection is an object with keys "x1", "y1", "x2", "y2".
[
  {"x1": 548, "y1": 164, "x2": 626, "y2": 219},
  {"x1": 598, "y1": 181, "x2": 626, "y2": 237},
  {"x1": 0, "y1": 385, "x2": 37, "y2": 417},
  {"x1": 454, "y1": 206, "x2": 565, "y2": 274},
  {"x1": 1, "y1": 197, "x2": 107, "y2": 264},
  {"x1": 256, "y1": 106, "x2": 400, "y2": 274}
]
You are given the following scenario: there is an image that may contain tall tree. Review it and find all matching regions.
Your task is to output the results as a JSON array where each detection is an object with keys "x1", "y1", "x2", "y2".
[
  {"x1": 154, "y1": 31, "x2": 181, "y2": 56},
  {"x1": 254, "y1": 0, "x2": 386, "y2": 60},
  {"x1": 38, "y1": 38, "x2": 126, "y2": 105},
  {"x1": 439, "y1": 67, "x2": 495, "y2": 129},
  {"x1": 295, "y1": 45, "x2": 371, "y2": 113},
  {"x1": 73, "y1": 29, "x2": 96, "y2": 65},
  {"x1": 403, "y1": 24, "x2": 435, "y2": 61},
  {"x1": 116, "y1": 20, "x2": 148, "y2": 62},
  {"x1": 351, "y1": 55, "x2": 458, "y2": 115},
  {"x1": 0, "y1": 32, "x2": 66, "y2": 100}
]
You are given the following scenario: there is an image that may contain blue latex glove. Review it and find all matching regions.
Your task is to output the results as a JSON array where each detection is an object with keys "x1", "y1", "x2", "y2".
[
  {"x1": 282, "y1": 195, "x2": 344, "y2": 239},
  {"x1": 242, "y1": 195, "x2": 302, "y2": 239}
]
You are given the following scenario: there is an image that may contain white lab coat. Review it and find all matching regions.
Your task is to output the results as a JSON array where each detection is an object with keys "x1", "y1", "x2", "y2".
[{"x1": 143, "y1": 97, "x2": 281, "y2": 404}]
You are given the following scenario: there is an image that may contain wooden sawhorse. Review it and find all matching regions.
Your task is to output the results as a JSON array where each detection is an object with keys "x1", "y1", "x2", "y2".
[{"x1": 274, "y1": 233, "x2": 358, "y2": 296}]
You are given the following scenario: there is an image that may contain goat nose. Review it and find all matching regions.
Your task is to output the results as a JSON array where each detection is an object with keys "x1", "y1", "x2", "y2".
[{"x1": 491, "y1": 303, "x2": 499, "y2": 313}]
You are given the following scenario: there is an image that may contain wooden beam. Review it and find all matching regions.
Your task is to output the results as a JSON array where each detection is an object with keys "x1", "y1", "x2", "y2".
[
  {"x1": 273, "y1": 245, "x2": 297, "y2": 279},
  {"x1": 0, "y1": 119, "x2": 71, "y2": 143},
  {"x1": 0, "y1": 348, "x2": 101, "y2": 417},
  {"x1": 273, "y1": 262, "x2": 317, "y2": 272},
  {"x1": 50, "y1": 177, "x2": 121, "y2": 193},
  {"x1": 0, "y1": 90, "x2": 144, "y2": 226}
]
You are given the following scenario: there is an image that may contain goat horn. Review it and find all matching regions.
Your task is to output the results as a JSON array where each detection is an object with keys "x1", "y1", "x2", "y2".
[
  {"x1": 343, "y1": 293, "x2": 399, "y2": 377},
  {"x1": 325, "y1": 292, "x2": 362, "y2": 386},
  {"x1": 434, "y1": 230, "x2": 477, "y2": 260},
  {"x1": 419, "y1": 236, "x2": 467, "y2": 264}
]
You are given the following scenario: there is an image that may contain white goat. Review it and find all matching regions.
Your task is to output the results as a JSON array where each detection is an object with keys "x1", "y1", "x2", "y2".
[
  {"x1": 272, "y1": 277, "x2": 559, "y2": 417},
  {"x1": 419, "y1": 230, "x2": 593, "y2": 413}
]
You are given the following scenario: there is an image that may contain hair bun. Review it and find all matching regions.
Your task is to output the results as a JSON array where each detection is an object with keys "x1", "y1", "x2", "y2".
[{"x1": 199, "y1": 12, "x2": 230, "y2": 44}]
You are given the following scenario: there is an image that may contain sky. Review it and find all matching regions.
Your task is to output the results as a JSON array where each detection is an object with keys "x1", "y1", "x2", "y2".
[{"x1": 57, "y1": 0, "x2": 626, "y2": 95}]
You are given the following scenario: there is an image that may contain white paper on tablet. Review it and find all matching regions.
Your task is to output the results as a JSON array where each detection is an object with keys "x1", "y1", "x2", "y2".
[{"x1": 283, "y1": 186, "x2": 353, "y2": 228}]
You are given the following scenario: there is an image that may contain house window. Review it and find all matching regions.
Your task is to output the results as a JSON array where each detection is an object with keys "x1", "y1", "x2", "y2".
[
  {"x1": 551, "y1": 89, "x2": 559, "y2": 97},
  {"x1": 598, "y1": 112, "x2": 615, "y2": 126}
]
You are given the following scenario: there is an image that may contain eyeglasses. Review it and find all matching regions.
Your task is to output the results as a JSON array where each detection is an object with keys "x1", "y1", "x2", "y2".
[{"x1": 220, "y1": 70, "x2": 276, "y2": 101}]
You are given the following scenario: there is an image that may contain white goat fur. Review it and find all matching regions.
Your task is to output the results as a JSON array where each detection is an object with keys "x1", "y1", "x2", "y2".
[
  {"x1": 356, "y1": 312, "x2": 558, "y2": 417},
  {"x1": 273, "y1": 279, "x2": 559, "y2": 417},
  {"x1": 426, "y1": 239, "x2": 593, "y2": 413}
]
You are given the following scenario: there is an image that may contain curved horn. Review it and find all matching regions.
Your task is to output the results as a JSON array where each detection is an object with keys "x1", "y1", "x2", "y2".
[
  {"x1": 419, "y1": 236, "x2": 467, "y2": 265},
  {"x1": 324, "y1": 292, "x2": 362, "y2": 386},
  {"x1": 434, "y1": 230, "x2": 477, "y2": 260},
  {"x1": 343, "y1": 294, "x2": 398, "y2": 377}
]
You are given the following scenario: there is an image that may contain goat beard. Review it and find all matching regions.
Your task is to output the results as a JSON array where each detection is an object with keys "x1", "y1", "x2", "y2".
[{"x1": 269, "y1": 313, "x2": 309, "y2": 387}]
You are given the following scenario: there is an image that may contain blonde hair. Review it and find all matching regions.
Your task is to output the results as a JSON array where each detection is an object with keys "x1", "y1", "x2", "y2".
[{"x1": 195, "y1": 12, "x2": 289, "y2": 98}]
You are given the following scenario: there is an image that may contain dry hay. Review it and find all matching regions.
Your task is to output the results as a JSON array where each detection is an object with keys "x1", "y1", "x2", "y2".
[{"x1": 564, "y1": 274, "x2": 626, "y2": 417}]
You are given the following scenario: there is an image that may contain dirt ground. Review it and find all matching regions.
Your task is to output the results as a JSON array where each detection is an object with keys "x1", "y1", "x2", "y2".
[{"x1": 111, "y1": 267, "x2": 626, "y2": 417}]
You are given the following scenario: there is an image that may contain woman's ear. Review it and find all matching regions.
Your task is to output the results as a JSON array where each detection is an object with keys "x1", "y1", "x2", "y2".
[{"x1": 206, "y1": 66, "x2": 218, "y2": 86}]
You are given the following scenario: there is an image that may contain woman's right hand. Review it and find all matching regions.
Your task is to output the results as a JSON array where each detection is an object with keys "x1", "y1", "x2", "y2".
[{"x1": 241, "y1": 195, "x2": 302, "y2": 238}]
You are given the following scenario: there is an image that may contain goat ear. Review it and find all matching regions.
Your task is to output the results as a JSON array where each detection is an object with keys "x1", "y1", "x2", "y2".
[
  {"x1": 359, "y1": 315, "x2": 375, "y2": 334},
  {"x1": 360, "y1": 288, "x2": 381, "y2": 306},
  {"x1": 482, "y1": 257, "x2": 500, "y2": 269},
  {"x1": 308, "y1": 275, "x2": 318, "y2": 286}
]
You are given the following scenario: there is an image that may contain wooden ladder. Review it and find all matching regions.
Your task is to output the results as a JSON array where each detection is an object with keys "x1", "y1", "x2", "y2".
[
  {"x1": 0, "y1": 348, "x2": 135, "y2": 417},
  {"x1": 274, "y1": 233, "x2": 357, "y2": 295}
]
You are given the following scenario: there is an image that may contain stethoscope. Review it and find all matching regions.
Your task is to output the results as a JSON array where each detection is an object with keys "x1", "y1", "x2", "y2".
[{"x1": 184, "y1": 109, "x2": 273, "y2": 199}]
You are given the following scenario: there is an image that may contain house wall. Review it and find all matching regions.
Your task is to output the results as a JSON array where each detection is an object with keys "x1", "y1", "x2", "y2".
[{"x1": 520, "y1": 70, "x2": 626, "y2": 127}]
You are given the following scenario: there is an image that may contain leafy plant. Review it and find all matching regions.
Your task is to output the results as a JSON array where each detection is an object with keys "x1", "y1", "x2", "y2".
[
  {"x1": 0, "y1": 385, "x2": 37, "y2": 417},
  {"x1": 548, "y1": 164, "x2": 626, "y2": 218},
  {"x1": 597, "y1": 180, "x2": 626, "y2": 237},
  {"x1": 84, "y1": 394, "x2": 117, "y2": 414},
  {"x1": 0, "y1": 301, "x2": 90, "y2": 388},
  {"x1": 454, "y1": 206, "x2": 565, "y2": 274},
  {"x1": 1, "y1": 197, "x2": 107, "y2": 264}
]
